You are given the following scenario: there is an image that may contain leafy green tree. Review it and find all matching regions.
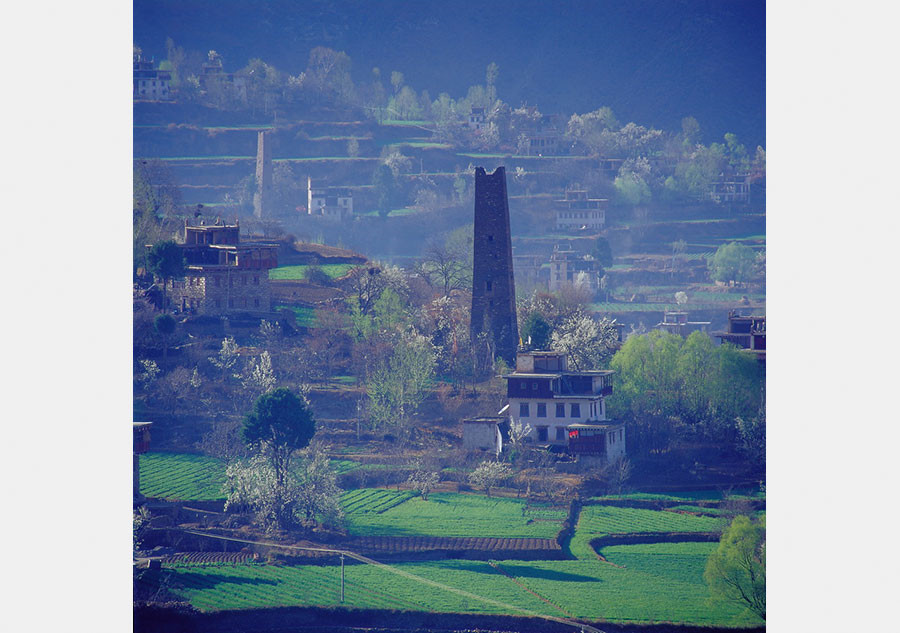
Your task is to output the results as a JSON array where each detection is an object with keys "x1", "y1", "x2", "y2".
[
  {"x1": 704, "y1": 515, "x2": 766, "y2": 620},
  {"x1": 146, "y1": 241, "x2": 185, "y2": 311},
  {"x1": 610, "y1": 331, "x2": 763, "y2": 449},
  {"x1": 372, "y1": 163, "x2": 399, "y2": 217},
  {"x1": 366, "y1": 333, "x2": 436, "y2": 432},
  {"x1": 240, "y1": 388, "x2": 316, "y2": 527},
  {"x1": 708, "y1": 242, "x2": 757, "y2": 286},
  {"x1": 521, "y1": 312, "x2": 552, "y2": 350},
  {"x1": 593, "y1": 237, "x2": 613, "y2": 269},
  {"x1": 485, "y1": 62, "x2": 500, "y2": 103}
]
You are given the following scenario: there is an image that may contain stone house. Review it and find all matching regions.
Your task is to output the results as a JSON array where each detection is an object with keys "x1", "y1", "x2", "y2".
[
  {"x1": 165, "y1": 220, "x2": 278, "y2": 315},
  {"x1": 547, "y1": 243, "x2": 603, "y2": 294},
  {"x1": 715, "y1": 311, "x2": 766, "y2": 364},
  {"x1": 501, "y1": 351, "x2": 625, "y2": 463}
]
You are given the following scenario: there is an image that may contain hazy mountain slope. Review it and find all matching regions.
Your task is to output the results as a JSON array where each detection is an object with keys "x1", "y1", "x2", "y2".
[{"x1": 134, "y1": 0, "x2": 765, "y2": 147}]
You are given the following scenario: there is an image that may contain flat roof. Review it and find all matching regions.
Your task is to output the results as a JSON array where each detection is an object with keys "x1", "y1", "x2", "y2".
[
  {"x1": 504, "y1": 370, "x2": 614, "y2": 378},
  {"x1": 567, "y1": 422, "x2": 622, "y2": 430}
]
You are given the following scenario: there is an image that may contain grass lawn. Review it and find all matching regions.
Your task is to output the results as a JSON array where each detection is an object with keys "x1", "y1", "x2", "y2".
[
  {"x1": 269, "y1": 264, "x2": 356, "y2": 281},
  {"x1": 342, "y1": 490, "x2": 564, "y2": 539}
]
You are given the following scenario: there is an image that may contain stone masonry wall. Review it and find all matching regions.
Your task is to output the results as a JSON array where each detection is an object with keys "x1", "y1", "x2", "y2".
[{"x1": 170, "y1": 270, "x2": 272, "y2": 315}]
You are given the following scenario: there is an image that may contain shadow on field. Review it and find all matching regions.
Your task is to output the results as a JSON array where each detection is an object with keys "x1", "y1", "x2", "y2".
[
  {"x1": 173, "y1": 570, "x2": 279, "y2": 588},
  {"x1": 441, "y1": 561, "x2": 599, "y2": 583}
]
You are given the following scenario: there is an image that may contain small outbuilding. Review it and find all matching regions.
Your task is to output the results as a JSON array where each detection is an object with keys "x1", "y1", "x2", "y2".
[{"x1": 462, "y1": 416, "x2": 506, "y2": 456}]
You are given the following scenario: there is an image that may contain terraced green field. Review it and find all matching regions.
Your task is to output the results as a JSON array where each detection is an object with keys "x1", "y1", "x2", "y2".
[
  {"x1": 342, "y1": 491, "x2": 564, "y2": 539},
  {"x1": 139, "y1": 452, "x2": 227, "y2": 501}
]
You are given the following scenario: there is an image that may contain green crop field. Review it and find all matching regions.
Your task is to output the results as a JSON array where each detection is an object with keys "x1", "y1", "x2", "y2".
[
  {"x1": 157, "y1": 559, "x2": 556, "y2": 615},
  {"x1": 157, "y1": 546, "x2": 760, "y2": 626},
  {"x1": 274, "y1": 305, "x2": 317, "y2": 327},
  {"x1": 567, "y1": 504, "x2": 724, "y2": 560},
  {"x1": 342, "y1": 491, "x2": 564, "y2": 539},
  {"x1": 269, "y1": 264, "x2": 357, "y2": 281},
  {"x1": 592, "y1": 488, "x2": 765, "y2": 503},
  {"x1": 576, "y1": 505, "x2": 723, "y2": 535},
  {"x1": 139, "y1": 452, "x2": 227, "y2": 501}
]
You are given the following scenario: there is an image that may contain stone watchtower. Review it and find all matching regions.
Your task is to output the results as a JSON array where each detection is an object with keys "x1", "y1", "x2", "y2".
[
  {"x1": 253, "y1": 131, "x2": 272, "y2": 219},
  {"x1": 470, "y1": 166, "x2": 518, "y2": 365}
]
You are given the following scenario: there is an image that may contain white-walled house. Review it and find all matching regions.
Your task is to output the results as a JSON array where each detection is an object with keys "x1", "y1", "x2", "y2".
[
  {"x1": 501, "y1": 351, "x2": 625, "y2": 463},
  {"x1": 307, "y1": 177, "x2": 353, "y2": 221}
]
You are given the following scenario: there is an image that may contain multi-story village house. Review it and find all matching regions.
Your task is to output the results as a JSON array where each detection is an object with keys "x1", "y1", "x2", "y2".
[
  {"x1": 133, "y1": 54, "x2": 171, "y2": 101},
  {"x1": 715, "y1": 311, "x2": 766, "y2": 364},
  {"x1": 547, "y1": 243, "x2": 604, "y2": 294},
  {"x1": 501, "y1": 351, "x2": 625, "y2": 463},
  {"x1": 307, "y1": 178, "x2": 354, "y2": 221},
  {"x1": 163, "y1": 220, "x2": 278, "y2": 315},
  {"x1": 555, "y1": 188, "x2": 608, "y2": 232}
]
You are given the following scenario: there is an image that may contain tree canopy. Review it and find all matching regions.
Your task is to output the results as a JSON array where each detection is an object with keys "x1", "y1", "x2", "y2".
[
  {"x1": 242, "y1": 387, "x2": 316, "y2": 452},
  {"x1": 609, "y1": 330, "x2": 763, "y2": 448},
  {"x1": 147, "y1": 240, "x2": 185, "y2": 283},
  {"x1": 704, "y1": 515, "x2": 766, "y2": 621},
  {"x1": 708, "y1": 242, "x2": 757, "y2": 285}
]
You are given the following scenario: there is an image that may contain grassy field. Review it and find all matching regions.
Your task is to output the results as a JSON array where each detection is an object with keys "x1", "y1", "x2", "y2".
[
  {"x1": 274, "y1": 305, "x2": 317, "y2": 327},
  {"x1": 156, "y1": 546, "x2": 760, "y2": 625},
  {"x1": 342, "y1": 491, "x2": 564, "y2": 539},
  {"x1": 139, "y1": 452, "x2": 227, "y2": 501},
  {"x1": 269, "y1": 264, "x2": 357, "y2": 281},
  {"x1": 568, "y1": 504, "x2": 724, "y2": 560}
]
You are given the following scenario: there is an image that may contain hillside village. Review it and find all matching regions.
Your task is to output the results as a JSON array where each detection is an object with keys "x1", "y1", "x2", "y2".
[{"x1": 133, "y1": 35, "x2": 766, "y2": 633}]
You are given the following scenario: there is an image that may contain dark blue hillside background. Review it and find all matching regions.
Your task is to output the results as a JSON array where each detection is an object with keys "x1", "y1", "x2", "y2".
[{"x1": 134, "y1": 0, "x2": 764, "y2": 148}]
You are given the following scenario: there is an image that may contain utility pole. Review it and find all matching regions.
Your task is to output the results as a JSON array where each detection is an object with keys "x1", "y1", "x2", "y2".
[{"x1": 340, "y1": 553, "x2": 345, "y2": 602}]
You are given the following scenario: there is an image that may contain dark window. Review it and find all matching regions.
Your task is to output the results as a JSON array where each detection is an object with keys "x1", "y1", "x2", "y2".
[
  {"x1": 254, "y1": 298, "x2": 260, "y2": 307},
  {"x1": 570, "y1": 403, "x2": 581, "y2": 417},
  {"x1": 487, "y1": 235, "x2": 494, "y2": 242},
  {"x1": 485, "y1": 280, "x2": 492, "y2": 292},
  {"x1": 520, "y1": 382, "x2": 527, "y2": 390},
  {"x1": 537, "y1": 427, "x2": 548, "y2": 442},
  {"x1": 556, "y1": 427, "x2": 565, "y2": 441},
  {"x1": 537, "y1": 403, "x2": 547, "y2": 418},
  {"x1": 532, "y1": 382, "x2": 538, "y2": 390},
  {"x1": 556, "y1": 403, "x2": 565, "y2": 417},
  {"x1": 254, "y1": 276, "x2": 259, "y2": 285},
  {"x1": 519, "y1": 403, "x2": 529, "y2": 417}
]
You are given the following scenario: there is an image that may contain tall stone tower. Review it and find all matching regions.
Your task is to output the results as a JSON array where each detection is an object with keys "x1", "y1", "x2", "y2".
[
  {"x1": 253, "y1": 131, "x2": 272, "y2": 219},
  {"x1": 470, "y1": 166, "x2": 518, "y2": 365}
]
